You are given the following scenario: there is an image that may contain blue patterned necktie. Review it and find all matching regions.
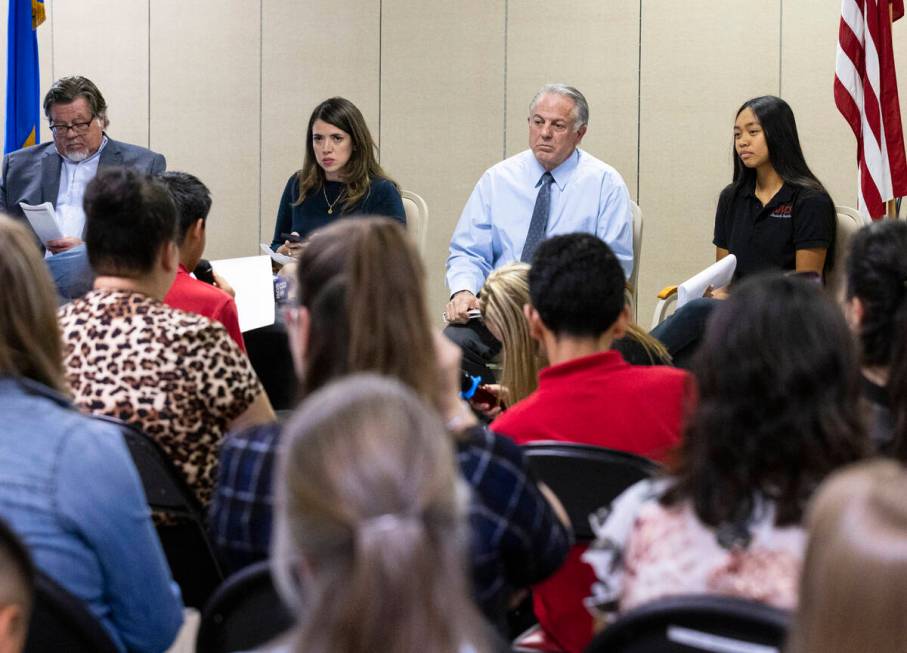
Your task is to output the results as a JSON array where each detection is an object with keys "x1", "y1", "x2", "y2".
[{"x1": 521, "y1": 171, "x2": 554, "y2": 262}]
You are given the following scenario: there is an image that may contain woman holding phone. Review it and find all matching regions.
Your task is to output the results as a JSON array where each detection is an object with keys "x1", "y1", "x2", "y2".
[{"x1": 271, "y1": 97, "x2": 405, "y2": 256}]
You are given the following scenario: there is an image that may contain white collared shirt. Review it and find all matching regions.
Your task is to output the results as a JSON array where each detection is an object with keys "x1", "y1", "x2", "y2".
[{"x1": 54, "y1": 135, "x2": 109, "y2": 240}]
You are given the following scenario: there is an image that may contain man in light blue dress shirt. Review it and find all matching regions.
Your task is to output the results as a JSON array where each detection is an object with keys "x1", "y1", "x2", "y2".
[{"x1": 444, "y1": 84, "x2": 633, "y2": 381}]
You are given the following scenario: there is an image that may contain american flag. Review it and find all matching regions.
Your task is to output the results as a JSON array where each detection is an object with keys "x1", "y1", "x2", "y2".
[{"x1": 835, "y1": 0, "x2": 907, "y2": 219}]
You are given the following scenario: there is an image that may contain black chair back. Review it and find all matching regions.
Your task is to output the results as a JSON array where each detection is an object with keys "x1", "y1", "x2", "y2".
[
  {"x1": 90, "y1": 415, "x2": 224, "y2": 607},
  {"x1": 585, "y1": 594, "x2": 790, "y2": 653},
  {"x1": 522, "y1": 442, "x2": 660, "y2": 540},
  {"x1": 24, "y1": 571, "x2": 118, "y2": 653},
  {"x1": 244, "y1": 322, "x2": 296, "y2": 411},
  {"x1": 196, "y1": 560, "x2": 296, "y2": 653}
]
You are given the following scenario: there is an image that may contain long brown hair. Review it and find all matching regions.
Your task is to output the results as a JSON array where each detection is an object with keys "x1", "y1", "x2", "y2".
[
  {"x1": 296, "y1": 218, "x2": 439, "y2": 408},
  {"x1": 272, "y1": 374, "x2": 491, "y2": 653},
  {"x1": 294, "y1": 97, "x2": 397, "y2": 211},
  {"x1": 0, "y1": 216, "x2": 67, "y2": 394},
  {"x1": 786, "y1": 460, "x2": 907, "y2": 653},
  {"x1": 663, "y1": 274, "x2": 866, "y2": 528}
]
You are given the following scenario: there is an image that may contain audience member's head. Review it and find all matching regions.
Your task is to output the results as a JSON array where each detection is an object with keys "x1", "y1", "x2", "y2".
[
  {"x1": 664, "y1": 274, "x2": 867, "y2": 529},
  {"x1": 157, "y1": 171, "x2": 213, "y2": 270},
  {"x1": 845, "y1": 220, "x2": 907, "y2": 455},
  {"x1": 83, "y1": 168, "x2": 178, "y2": 291},
  {"x1": 528, "y1": 232, "x2": 627, "y2": 340},
  {"x1": 272, "y1": 374, "x2": 488, "y2": 653},
  {"x1": 290, "y1": 217, "x2": 439, "y2": 407},
  {"x1": 786, "y1": 460, "x2": 907, "y2": 653},
  {"x1": 0, "y1": 518, "x2": 35, "y2": 653},
  {"x1": 0, "y1": 217, "x2": 67, "y2": 394},
  {"x1": 479, "y1": 263, "x2": 544, "y2": 405}
]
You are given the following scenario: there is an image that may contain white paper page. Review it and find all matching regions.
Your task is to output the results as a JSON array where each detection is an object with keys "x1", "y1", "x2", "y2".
[
  {"x1": 259, "y1": 243, "x2": 294, "y2": 267},
  {"x1": 677, "y1": 254, "x2": 737, "y2": 307},
  {"x1": 19, "y1": 202, "x2": 63, "y2": 245},
  {"x1": 209, "y1": 255, "x2": 275, "y2": 332}
]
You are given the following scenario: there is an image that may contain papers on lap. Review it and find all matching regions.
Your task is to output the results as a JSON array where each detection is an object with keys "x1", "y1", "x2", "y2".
[{"x1": 677, "y1": 255, "x2": 737, "y2": 307}]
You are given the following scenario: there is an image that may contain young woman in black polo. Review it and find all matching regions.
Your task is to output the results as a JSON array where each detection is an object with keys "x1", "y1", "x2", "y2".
[
  {"x1": 651, "y1": 96, "x2": 836, "y2": 366},
  {"x1": 713, "y1": 95, "x2": 835, "y2": 282}
]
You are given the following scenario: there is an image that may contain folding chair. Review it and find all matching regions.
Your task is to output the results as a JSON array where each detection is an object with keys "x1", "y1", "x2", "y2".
[
  {"x1": 24, "y1": 571, "x2": 118, "y2": 653},
  {"x1": 91, "y1": 415, "x2": 224, "y2": 608},
  {"x1": 401, "y1": 189, "x2": 429, "y2": 254},
  {"x1": 243, "y1": 322, "x2": 296, "y2": 411},
  {"x1": 585, "y1": 593, "x2": 790, "y2": 653},
  {"x1": 511, "y1": 443, "x2": 661, "y2": 651},
  {"x1": 196, "y1": 560, "x2": 295, "y2": 653},
  {"x1": 522, "y1": 442, "x2": 660, "y2": 541}
]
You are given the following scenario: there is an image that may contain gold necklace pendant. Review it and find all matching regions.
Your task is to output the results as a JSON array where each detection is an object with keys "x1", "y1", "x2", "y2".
[{"x1": 323, "y1": 184, "x2": 345, "y2": 215}]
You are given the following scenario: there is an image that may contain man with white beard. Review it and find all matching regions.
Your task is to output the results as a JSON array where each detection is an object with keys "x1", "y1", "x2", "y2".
[{"x1": 0, "y1": 76, "x2": 166, "y2": 297}]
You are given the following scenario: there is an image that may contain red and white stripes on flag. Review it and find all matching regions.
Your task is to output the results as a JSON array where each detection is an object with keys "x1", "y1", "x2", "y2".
[{"x1": 835, "y1": 0, "x2": 907, "y2": 219}]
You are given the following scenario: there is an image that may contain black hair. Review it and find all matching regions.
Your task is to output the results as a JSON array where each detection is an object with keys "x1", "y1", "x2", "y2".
[
  {"x1": 84, "y1": 168, "x2": 178, "y2": 277},
  {"x1": 732, "y1": 96, "x2": 828, "y2": 195},
  {"x1": 663, "y1": 274, "x2": 867, "y2": 530},
  {"x1": 846, "y1": 220, "x2": 907, "y2": 457},
  {"x1": 157, "y1": 171, "x2": 212, "y2": 245},
  {"x1": 528, "y1": 233, "x2": 626, "y2": 338}
]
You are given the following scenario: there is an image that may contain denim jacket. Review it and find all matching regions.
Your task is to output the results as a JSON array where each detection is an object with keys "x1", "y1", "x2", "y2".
[{"x1": 0, "y1": 377, "x2": 183, "y2": 652}]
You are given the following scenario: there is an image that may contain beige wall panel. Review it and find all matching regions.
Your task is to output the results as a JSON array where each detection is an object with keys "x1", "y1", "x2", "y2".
[
  {"x1": 781, "y1": 0, "x2": 858, "y2": 211},
  {"x1": 381, "y1": 0, "x2": 506, "y2": 315},
  {"x1": 50, "y1": 0, "x2": 150, "y2": 149},
  {"x1": 260, "y1": 0, "x2": 380, "y2": 245},
  {"x1": 150, "y1": 1, "x2": 260, "y2": 259},
  {"x1": 638, "y1": 1, "x2": 780, "y2": 325},
  {"x1": 506, "y1": 0, "x2": 639, "y2": 198}
]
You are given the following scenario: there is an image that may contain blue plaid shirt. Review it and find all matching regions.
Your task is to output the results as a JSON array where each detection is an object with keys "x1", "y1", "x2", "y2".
[
  {"x1": 209, "y1": 423, "x2": 571, "y2": 624},
  {"x1": 457, "y1": 426, "x2": 571, "y2": 624},
  {"x1": 209, "y1": 422, "x2": 281, "y2": 574}
]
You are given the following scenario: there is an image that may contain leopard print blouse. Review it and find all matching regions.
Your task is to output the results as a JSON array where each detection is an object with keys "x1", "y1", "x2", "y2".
[{"x1": 58, "y1": 288, "x2": 264, "y2": 508}]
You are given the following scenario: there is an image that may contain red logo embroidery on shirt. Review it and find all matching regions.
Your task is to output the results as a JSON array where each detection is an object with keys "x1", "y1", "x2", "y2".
[{"x1": 770, "y1": 203, "x2": 793, "y2": 219}]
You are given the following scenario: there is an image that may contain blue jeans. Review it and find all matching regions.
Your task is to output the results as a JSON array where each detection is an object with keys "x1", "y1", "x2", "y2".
[
  {"x1": 649, "y1": 297, "x2": 718, "y2": 369},
  {"x1": 45, "y1": 244, "x2": 93, "y2": 302}
]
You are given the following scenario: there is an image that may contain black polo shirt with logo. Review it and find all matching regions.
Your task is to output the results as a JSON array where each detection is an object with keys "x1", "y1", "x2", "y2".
[{"x1": 712, "y1": 179, "x2": 836, "y2": 280}]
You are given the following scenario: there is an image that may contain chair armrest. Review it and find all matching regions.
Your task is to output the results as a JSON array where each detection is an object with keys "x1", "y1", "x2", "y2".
[{"x1": 650, "y1": 286, "x2": 679, "y2": 330}]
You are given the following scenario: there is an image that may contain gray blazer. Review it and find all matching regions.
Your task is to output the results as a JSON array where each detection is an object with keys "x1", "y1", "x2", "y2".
[{"x1": 0, "y1": 137, "x2": 167, "y2": 220}]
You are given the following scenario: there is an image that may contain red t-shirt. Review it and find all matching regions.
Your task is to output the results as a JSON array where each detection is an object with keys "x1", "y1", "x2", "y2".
[
  {"x1": 491, "y1": 350, "x2": 690, "y2": 653},
  {"x1": 164, "y1": 265, "x2": 246, "y2": 352}
]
